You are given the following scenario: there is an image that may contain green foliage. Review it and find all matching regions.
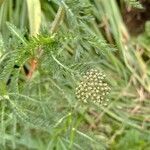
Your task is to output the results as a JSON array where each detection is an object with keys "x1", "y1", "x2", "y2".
[
  {"x1": 124, "y1": 0, "x2": 143, "y2": 9},
  {"x1": 0, "y1": 0, "x2": 150, "y2": 149},
  {"x1": 138, "y1": 21, "x2": 150, "y2": 53},
  {"x1": 112, "y1": 129, "x2": 150, "y2": 150}
]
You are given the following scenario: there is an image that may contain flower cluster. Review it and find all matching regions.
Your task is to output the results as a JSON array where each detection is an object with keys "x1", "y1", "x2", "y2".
[{"x1": 75, "y1": 69, "x2": 111, "y2": 106}]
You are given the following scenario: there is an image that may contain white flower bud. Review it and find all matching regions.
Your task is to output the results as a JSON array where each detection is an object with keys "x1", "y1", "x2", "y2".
[{"x1": 76, "y1": 69, "x2": 110, "y2": 106}]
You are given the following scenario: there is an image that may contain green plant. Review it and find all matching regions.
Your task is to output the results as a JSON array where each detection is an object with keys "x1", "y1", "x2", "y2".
[{"x1": 0, "y1": 0, "x2": 150, "y2": 149}]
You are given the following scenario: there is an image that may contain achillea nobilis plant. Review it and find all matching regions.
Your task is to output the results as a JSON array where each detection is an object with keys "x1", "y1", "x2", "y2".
[{"x1": 76, "y1": 69, "x2": 111, "y2": 106}]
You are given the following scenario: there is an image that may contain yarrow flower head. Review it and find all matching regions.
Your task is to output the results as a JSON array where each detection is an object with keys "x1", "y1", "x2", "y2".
[{"x1": 75, "y1": 69, "x2": 111, "y2": 106}]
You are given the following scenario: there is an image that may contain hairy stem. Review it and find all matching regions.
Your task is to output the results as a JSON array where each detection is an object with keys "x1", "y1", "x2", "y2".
[{"x1": 50, "y1": 5, "x2": 65, "y2": 34}]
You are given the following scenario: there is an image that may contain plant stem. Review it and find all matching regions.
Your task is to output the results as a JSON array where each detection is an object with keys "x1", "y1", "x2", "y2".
[{"x1": 50, "y1": 5, "x2": 65, "y2": 34}]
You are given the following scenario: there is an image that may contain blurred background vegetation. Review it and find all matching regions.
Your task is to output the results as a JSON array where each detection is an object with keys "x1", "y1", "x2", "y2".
[{"x1": 0, "y1": 0, "x2": 150, "y2": 149}]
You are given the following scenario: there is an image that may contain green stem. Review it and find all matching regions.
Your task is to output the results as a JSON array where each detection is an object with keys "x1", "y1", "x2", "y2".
[{"x1": 50, "y1": 5, "x2": 65, "y2": 34}]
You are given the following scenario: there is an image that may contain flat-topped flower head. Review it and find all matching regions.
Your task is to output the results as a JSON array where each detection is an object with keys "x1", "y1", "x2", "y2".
[{"x1": 76, "y1": 69, "x2": 111, "y2": 106}]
